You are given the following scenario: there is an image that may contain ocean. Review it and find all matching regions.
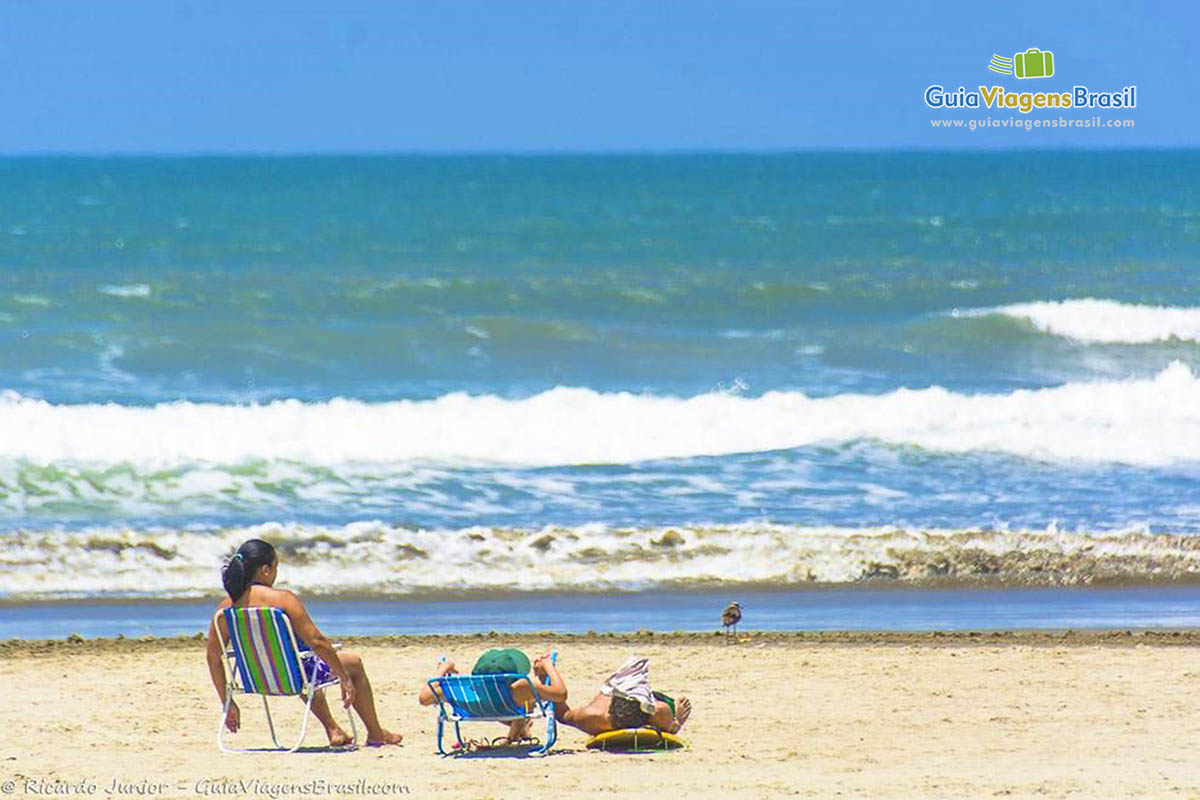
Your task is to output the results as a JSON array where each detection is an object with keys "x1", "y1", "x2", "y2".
[{"x1": 2, "y1": 151, "x2": 1200, "y2": 635}]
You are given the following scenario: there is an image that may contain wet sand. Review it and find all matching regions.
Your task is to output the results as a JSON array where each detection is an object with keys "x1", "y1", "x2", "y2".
[{"x1": 2, "y1": 632, "x2": 1199, "y2": 798}]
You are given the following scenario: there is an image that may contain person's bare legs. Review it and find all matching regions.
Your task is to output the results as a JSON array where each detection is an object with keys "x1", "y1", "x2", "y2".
[
  {"x1": 305, "y1": 690, "x2": 353, "y2": 746},
  {"x1": 649, "y1": 696, "x2": 692, "y2": 734},
  {"x1": 338, "y1": 651, "x2": 403, "y2": 745},
  {"x1": 503, "y1": 718, "x2": 533, "y2": 742}
]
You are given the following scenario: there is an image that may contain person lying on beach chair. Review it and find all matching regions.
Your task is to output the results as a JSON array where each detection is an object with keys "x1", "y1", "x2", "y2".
[
  {"x1": 418, "y1": 648, "x2": 567, "y2": 747},
  {"x1": 555, "y1": 656, "x2": 691, "y2": 736},
  {"x1": 204, "y1": 538, "x2": 403, "y2": 747}
]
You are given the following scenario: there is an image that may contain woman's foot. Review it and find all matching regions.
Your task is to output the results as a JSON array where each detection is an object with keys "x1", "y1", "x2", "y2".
[
  {"x1": 669, "y1": 697, "x2": 692, "y2": 734},
  {"x1": 325, "y1": 724, "x2": 354, "y2": 747},
  {"x1": 366, "y1": 728, "x2": 404, "y2": 746}
]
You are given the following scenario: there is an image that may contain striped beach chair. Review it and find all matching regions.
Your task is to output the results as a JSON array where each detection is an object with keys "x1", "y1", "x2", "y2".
[
  {"x1": 214, "y1": 606, "x2": 357, "y2": 753},
  {"x1": 426, "y1": 652, "x2": 558, "y2": 755}
]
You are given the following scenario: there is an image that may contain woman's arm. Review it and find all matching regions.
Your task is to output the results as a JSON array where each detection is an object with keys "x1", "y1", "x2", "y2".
[
  {"x1": 205, "y1": 609, "x2": 240, "y2": 731},
  {"x1": 277, "y1": 591, "x2": 356, "y2": 708}
]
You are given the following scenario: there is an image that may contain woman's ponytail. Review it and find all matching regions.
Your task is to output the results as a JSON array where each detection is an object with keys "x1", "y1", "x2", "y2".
[{"x1": 221, "y1": 539, "x2": 276, "y2": 600}]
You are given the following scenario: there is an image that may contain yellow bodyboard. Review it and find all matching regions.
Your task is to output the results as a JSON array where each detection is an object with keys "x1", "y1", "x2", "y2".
[{"x1": 585, "y1": 727, "x2": 685, "y2": 752}]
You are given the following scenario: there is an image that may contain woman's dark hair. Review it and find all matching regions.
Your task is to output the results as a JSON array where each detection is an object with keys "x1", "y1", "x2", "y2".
[{"x1": 221, "y1": 539, "x2": 276, "y2": 600}]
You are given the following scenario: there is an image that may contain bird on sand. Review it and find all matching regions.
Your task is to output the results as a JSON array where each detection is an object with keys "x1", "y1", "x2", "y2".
[{"x1": 721, "y1": 601, "x2": 742, "y2": 643}]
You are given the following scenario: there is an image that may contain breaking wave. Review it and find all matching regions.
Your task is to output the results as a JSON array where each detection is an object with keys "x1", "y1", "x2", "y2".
[
  {"x1": 3, "y1": 361, "x2": 1200, "y2": 469},
  {"x1": 962, "y1": 299, "x2": 1200, "y2": 344},
  {"x1": 3, "y1": 522, "x2": 1200, "y2": 600}
]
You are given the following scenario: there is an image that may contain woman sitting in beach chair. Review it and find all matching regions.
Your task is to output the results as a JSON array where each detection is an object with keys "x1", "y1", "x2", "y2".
[{"x1": 204, "y1": 538, "x2": 403, "y2": 748}]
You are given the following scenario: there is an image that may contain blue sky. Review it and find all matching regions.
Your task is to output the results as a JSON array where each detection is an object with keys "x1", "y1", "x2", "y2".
[{"x1": 1, "y1": 0, "x2": 1193, "y2": 152}]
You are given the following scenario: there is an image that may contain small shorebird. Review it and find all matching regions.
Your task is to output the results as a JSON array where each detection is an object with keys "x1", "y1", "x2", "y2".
[{"x1": 721, "y1": 601, "x2": 742, "y2": 643}]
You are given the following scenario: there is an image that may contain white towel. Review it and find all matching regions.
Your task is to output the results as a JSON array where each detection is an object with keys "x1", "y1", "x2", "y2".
[{"x1": 600, "y1": 655, "x2": 655, "y2": 714}]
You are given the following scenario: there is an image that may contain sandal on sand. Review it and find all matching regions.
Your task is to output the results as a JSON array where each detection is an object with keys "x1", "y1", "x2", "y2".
[
  {"x1": 491, "y1": 735, "x2": 541, "y2": 748},
  {"x1": 451, "y1": 736, "x2": 542, "y2": 752}
]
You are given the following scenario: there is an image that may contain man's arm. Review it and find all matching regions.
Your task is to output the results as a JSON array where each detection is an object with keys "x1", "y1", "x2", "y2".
[
  {"x1": 418, "y1": 659, "x2": 457, "y2": 705},
  {"x1": 517, "y1": 654, "x2": 567, "y2": 704}
]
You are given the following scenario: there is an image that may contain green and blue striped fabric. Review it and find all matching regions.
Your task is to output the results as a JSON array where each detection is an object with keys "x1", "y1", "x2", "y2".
[{"x1": 223, "y1": 607, "x2": 305, "y2": 696}]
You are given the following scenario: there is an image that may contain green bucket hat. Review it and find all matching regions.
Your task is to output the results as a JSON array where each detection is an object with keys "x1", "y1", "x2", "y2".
[{"x1": 471, "y1": 647, "x2": 531, "y2": 675}]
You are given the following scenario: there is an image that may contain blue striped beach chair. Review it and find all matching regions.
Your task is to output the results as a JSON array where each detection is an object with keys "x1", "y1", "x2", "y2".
[
  {"x1": 426, "y1": 652, "x2": 558, "y2": 755},
  {"x1": 214, "y1": 606, "x2": 357, "y2": 753}
]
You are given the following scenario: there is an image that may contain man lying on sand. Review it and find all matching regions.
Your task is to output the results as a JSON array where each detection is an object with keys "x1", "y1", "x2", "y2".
[
  {"x1": 555, "y1": 655, "x2": 691, "y2": 736},
  {"x1": 204, "y1": 538, "x2": 403, "y2": 747},
  {"x1": 418, "y1": 648, "x2": 567, "y2": 744}
]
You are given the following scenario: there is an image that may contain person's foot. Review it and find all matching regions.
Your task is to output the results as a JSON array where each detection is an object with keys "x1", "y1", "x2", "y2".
[
  {"x1": 325, "y1": 725, "x2": 353, "y2": 747},
  {"x1": 504, "y1": 718, "x2": 533, "y2": 743},
  {"x1": 670, "y1": 697, "x2": 692, "y2": 734},
  {"x1": 366, "y1": 728, "x2": 404, "y2": 746}
]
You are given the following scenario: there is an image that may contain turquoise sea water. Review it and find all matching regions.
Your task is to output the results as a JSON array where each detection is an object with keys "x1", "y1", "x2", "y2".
[{"x1": 3, "y1": 152, "x2": 1200, "y2": 604}]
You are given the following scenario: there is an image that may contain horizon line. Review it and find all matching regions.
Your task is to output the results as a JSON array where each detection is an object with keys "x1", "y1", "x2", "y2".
[{"x1": 0, "y1": 144, "x2": 1195, "y2": 158}]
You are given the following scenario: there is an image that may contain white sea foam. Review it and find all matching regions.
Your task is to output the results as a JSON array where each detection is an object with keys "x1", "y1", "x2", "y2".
[
  {"x1": 12, "y1": 294, "x2": 52, "y2": 307},
  {"x1": 2, "y1": 522, "x2": 1197, "y2": 600},
  {"x1": 98, "y1": 283, "x2": 152, "y2": 298},
  {"x1": 2, "y1": 363, "x2": 1200, "y2": 467},
  {"x1": 966, "y1": 298, "x2": 1200, "y2": 344}
]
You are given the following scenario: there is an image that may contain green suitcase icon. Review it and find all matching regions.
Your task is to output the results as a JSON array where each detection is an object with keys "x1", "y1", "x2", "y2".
[{"x1": 1014, "y1": 48, "x2": 1054, "y2": 79}]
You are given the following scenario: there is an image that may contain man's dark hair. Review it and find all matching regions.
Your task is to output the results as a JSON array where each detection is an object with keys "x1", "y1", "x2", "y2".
[{"x1": 609, "y1": 694, "x2": 651, "y2": 729}]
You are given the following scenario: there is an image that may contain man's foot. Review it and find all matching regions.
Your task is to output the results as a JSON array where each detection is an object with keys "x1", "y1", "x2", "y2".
[
  {"x1": 670, "y1": 697, "x2": 692, "y2": 734},
  {"x1": 366, "y1": 729, "x2": 404, "y2": 746},
  {"x1": 326, "y1": 725, "x2": 353, "y2": 747}
]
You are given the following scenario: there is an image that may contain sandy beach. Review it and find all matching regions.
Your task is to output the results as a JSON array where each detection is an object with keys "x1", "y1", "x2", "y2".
[{"x1": 2, "y1": 631, "x2": 1199, "y2": 799}]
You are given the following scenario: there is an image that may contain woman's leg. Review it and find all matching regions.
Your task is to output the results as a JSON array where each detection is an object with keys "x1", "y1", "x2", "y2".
[
  {"x1": 305, "y1": 689, "x2": 353, "y2": 746},
  {"x1": 338, "y1": 650, "x2": 403, "y2": 745}
]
